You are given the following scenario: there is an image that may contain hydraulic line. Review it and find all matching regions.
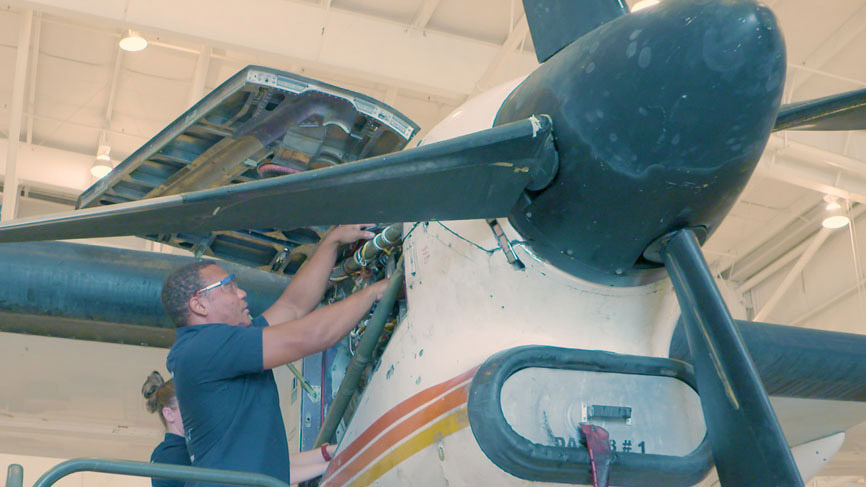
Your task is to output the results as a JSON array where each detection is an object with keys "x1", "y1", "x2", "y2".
[
  {"x1": 332, "y1": 224, "x2": 402, "y2": 280},
  {"x1": 315, "y1": 255, "x2": 405, "y2": 447}
]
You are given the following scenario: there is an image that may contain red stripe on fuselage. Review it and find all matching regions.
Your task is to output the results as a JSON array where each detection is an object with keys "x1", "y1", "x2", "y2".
[{"x1": 322, "y1": 366, "x2": 479, "y2": 483}]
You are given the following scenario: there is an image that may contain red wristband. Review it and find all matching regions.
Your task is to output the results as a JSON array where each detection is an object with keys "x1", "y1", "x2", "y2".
[{"x1": 321, "y1": 444, "x2": 332, "y2": 461}]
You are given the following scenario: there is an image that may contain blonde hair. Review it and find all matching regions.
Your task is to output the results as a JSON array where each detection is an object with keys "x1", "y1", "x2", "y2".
[{"x1": 141, "y1": 371, "x2": 177, "y2": 429}]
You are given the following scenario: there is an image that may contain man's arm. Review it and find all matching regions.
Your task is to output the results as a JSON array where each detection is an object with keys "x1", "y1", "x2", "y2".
[
  {"x1": 262, "y1": 225, "x2": 375, "y2": 325},
  {"x1": 261, "y1": 279, "x2": 389, "y2": 370}
]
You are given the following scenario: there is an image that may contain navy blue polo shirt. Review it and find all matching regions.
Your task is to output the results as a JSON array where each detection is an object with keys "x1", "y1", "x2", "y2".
[
  {"x1": 167, "y1": 316, "x2": 289, "y2": 485},
  {"x1": 150, "y1": 432, "x2": 191, "y2": 487}
]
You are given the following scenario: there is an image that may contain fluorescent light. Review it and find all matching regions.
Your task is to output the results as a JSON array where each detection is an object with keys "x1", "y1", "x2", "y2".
[
  {"x1": 632, "y1": 0, "x2": 660, "y2": 12},
  {"x1": 119, "y1": 30, "x2": 148, "y2": 52},
  {"x1": 91, "y1": 159, "x2": 113, "y2": 178}
]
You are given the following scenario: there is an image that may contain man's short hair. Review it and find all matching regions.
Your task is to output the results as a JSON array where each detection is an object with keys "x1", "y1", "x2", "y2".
[{"x1": 161, "y1": 261, "x2": 216, "y2": 327}]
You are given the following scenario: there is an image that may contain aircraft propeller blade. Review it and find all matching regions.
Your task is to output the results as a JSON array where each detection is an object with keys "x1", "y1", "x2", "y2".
[
  {"x1": 522, "y1": 0, "x2": 628, "y2": 63},
  {"x1": 774, "y1": 86, "x2": 866, "y2": 131},
  {"x1": 659, "y1": 229, "x2": 804, "y2": 487},
  {"x1": 0, "y1": 117, "x2": 557, "y2": 243}
]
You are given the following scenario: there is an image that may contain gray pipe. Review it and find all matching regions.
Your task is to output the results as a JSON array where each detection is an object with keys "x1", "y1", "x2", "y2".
[
  {"x1": 315, "y1": 255, "x2": 405, "y2": 446},
  {"x1": 0, "y1": 241, "x2": 290, "y2": 347},
  {"x1": 33, "y1": 458, "x2": 288, "y2": 487}
]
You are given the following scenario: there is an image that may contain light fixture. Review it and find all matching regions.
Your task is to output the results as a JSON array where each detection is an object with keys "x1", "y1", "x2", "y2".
[
  {"x1": 91, "y1": 159, "x2": 113, "y2": 178},
  {"x1": 822, "y1": 195, "x2": 850, "y2": 229},
  {"x1": 91, "y1": 142, "x2": 113, "y2": 178},
  {"x1": 631, "y1": 0, "x2": 660, "y2": 12},
  {"x1": 119, "y1": 29, "x2": 148, "y2": 52},
  {"x1": 96, "y1": 143, "x2": 111, "y2": 162}
]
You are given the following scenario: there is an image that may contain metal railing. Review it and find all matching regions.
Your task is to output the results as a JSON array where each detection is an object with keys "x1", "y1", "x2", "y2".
[{"x1": 20, "y1": 458, "x2": 289, "y2": 487}]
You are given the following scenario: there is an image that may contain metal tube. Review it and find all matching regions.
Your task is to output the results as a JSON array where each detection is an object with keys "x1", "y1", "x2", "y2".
[
  {"x1": 6, "y1": 464, "x2": 23, "y2": 487},
  {"x1": 33, "y1": 458, "x2": 289, "y2": 487},
  {"x1": 285, "y1": 363, "x2": 316, "y2": 399},
  {"x1": 315, "y1": 255, "x2": 405, "y2": 446},
  {"x1": 339, "y1": 224, "x2": 402, "y2": 275}
]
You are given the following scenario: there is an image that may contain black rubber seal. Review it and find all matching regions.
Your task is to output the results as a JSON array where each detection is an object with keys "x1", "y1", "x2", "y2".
[{"x1": 467, "y1": 345, "x2": 713, "y2": 486}]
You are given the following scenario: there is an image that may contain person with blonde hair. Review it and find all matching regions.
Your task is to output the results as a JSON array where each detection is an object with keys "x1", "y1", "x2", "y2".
[
  {"x1": 142, "y1": 371, "x2": 189, "y2": 487},
  {"x1": 142, "y1": 371, "x2": 336, "y2": 485}
]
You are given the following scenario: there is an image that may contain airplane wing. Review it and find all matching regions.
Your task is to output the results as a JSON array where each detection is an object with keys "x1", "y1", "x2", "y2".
[{"x1": 669, "y1": 319, "x2": 866, "y2": 446}]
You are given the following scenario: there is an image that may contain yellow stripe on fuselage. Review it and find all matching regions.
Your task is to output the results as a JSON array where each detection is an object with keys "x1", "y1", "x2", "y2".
[{"x1": 347, "y1": 407, "x2": 469, "y2": 487}]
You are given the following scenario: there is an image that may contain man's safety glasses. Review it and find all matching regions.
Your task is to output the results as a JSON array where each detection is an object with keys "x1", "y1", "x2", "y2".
[{"x1": 193, "y1": 274, "x2": 236, "y2": 297}]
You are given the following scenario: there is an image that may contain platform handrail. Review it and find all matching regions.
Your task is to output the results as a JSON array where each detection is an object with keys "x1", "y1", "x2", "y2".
[
  {"x1": 6, "y1": 464, "x2": 23, "y2": 487},
  {"x1": 33, "y1": 458, "x2": 290, "y2": 487}
]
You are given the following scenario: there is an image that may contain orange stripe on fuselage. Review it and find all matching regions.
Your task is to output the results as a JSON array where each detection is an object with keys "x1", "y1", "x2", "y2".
[
  {"x1": 347, "y1": 407, "x2": 470, "y2": 487},
  {"x1": 322, "y1": 366, "x2": 479, "y2": 485},
  {"x1": 323, "y1": 384, "x2": 470, "y2": 486}
]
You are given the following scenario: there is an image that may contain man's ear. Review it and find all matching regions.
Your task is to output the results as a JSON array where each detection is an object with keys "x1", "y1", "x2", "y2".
[{"x1": 188, "y1": 295, "x2": 208, "y2": 318}]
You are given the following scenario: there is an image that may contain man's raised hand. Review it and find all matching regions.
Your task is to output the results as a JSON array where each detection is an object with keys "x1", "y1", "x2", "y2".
[{"x1": 324, "y1": 224, "x2": 376, "y2": 246}]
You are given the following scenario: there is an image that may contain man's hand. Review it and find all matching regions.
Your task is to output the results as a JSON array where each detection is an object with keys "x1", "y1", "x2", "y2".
[
  {"x1": 324, "y1": 224, "x2": 376, "y2": 246},
  {"x1": 368, "y1": 278, "x2": 391, "y2": 300}
]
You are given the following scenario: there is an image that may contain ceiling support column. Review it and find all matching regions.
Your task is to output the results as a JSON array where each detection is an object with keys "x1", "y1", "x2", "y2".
[{"x1": 2, "y1": 9, "x2": 34, "y2": 222}]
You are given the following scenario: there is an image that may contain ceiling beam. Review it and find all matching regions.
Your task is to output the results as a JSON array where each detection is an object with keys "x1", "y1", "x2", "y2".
[
  {"x1": 472, "y1": 14, "x2": 529, "y2": 95},
  {"x1": 25, "y1": 11, "x2": 41, "y2": 146},
  {"x1": 793, "y1": 272, "x2": 866, "y2": 326},
  {"x1": 716, "y1": 192, "x2": 821, "y2": 278},
  {"x1": 35, "y1": 9, "x2": 469, "y2": 106},
  {"x1": 788, "y1": 3, "x2": 866, "y2": 96},
  {"x1": 8, "y1": 0, "x2": 514, "y2": 95},
  {"x1": 410, "y1": 0, "x2": 441, "y2": 30},
  {"x1": 735, "y1": 203, "x2": 866, "y2": 294},
  {"x1": 2, "y1": 9, "x2": 34, "y2": 222},
  {"x1": 752, "y1": 227, "x2": 833, "y2": 321},
  {"x1": 187, "y1": 46, "x2": 212, "y2": 108},
  {"x1": 756, "y1": 136, "x2": 866, "y2": 204}
]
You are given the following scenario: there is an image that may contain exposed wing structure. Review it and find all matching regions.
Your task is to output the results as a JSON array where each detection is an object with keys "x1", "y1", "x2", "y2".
[
  {"x1": 78, "y1": 66, "x2": 418, "y2": 270},
  {"x1": 522, "y1": 0, "x2": 629, "y2": 63},
  {"x1": 774, "y1": 87, "x2": 866, "y2": 131},
  {"x1": 0, "y1": 117, "x2": 556, "y2": 243}
]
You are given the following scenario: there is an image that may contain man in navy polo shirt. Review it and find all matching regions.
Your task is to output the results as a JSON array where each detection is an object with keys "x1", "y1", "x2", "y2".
[{"x1": 161, "y1": 225, "x2": 389, "y2": 485}]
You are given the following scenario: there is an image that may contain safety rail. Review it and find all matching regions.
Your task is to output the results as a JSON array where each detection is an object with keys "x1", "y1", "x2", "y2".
[
  {"x1": 26, "y1": 458, "x2": 289, "y2": 487},
  {"x1": 6, "y1": 464, "x2": 23, "y2": 487}
]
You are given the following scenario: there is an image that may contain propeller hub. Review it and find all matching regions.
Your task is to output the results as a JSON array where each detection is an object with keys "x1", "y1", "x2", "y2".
[{"x1": 497, "y1": 0, "x2": 786, "y2": 285}]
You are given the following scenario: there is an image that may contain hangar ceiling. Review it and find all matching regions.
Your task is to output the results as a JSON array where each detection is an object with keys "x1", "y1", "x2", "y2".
[{"x1": 0, "y1": 0, "x2": 865, "y2": 482}]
